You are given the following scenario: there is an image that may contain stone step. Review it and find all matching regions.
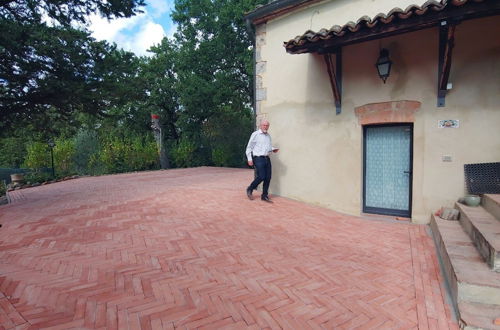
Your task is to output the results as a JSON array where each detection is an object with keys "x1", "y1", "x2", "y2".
[
  {"x1": 456, "y1": 202, "x2": 500, "y2": 272},
  {"x1": 458, "y1": 301, "x2": 500, "y2": 330},
  {"x1": 430, "y1": 214, "x2": 500, "y2": 308},
  {"x1": 483, "y1": 194, "x2": 500, "y2": 221}
]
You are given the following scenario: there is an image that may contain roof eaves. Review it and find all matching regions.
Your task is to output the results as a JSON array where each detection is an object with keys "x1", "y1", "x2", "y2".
[
  {"x1": 245, "y1": 0, "x2": 319, "y2": 24},
  {"x1": 284, "y1": 0, "x2": 499, "y2": 53}
]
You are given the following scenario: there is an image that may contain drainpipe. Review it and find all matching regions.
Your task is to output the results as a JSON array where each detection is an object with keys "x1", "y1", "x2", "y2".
[{"x1": 245, "y1": 18, "x2": 257, "y2": 130}]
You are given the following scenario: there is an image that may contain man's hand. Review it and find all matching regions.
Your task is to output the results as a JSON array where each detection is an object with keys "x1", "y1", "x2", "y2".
[
  {"x1": 248, "y1": 160, "x2": 254, "y2": 167},
  {"x1": 272, "y1": 148, "x2": 279, "y2": 153}
]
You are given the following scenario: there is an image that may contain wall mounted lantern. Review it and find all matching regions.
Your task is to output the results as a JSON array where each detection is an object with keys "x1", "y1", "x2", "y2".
[{"x1": 375, "y1": 48, "x2": 392, "y2": 83}]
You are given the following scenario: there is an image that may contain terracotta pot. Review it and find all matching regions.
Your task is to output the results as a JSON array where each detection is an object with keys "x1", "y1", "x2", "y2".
[
  {"x1": 464, "y1": 194, "x2": 481, "y2": 207},
  {"x1": 10, "y1": 173, "x2": 24, "y2": 183}
]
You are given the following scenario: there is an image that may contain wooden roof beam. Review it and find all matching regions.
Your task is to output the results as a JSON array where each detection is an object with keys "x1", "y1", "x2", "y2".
[
  {"x1": 322, "y1": 49, "x2": 342, "y2": 114},
  {"x1": 437, "y1": 20, "x2": 457, "y2": 107}
]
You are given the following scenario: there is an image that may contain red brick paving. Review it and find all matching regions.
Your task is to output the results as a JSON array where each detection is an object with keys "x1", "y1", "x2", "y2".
[{"x1": 0, "y1": 167, "x2": 458, "y2": 329}]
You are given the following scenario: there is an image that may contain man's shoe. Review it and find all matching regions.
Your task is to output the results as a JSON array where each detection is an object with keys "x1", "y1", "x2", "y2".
[
  {"x1": 246, "y1": 187, "x2": 253, "y2": 200},
  {"x1": 261, "y1": 196, "x2": 273, "y2": 203}
]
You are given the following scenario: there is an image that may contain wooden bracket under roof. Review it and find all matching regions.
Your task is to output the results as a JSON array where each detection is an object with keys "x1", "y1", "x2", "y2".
[
  {"x1": 437, "y1": 20, "x2": 457, "y2": 107},
  {"x1": 322, "y1": 49, "x2": 342, "y2": 114}
]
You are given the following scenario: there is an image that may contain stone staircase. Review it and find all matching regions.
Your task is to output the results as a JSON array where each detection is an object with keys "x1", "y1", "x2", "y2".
[{"x1": 431, "y1": 194, "x2": 500, "y2": 330}]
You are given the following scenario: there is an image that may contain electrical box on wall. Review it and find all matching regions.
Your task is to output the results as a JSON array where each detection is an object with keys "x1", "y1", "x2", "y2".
[{"x1": 442, "y1": 155, "x2": 452, "y2": 162}]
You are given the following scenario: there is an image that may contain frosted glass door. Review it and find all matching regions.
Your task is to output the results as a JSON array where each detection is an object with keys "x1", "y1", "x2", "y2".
[{"x1": 364, "y1": 125, "x2": 412, "y2": 217}]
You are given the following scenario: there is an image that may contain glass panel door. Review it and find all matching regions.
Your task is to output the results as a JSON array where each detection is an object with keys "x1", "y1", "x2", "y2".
[{"x1": 363, "y1": 124, "x2": 412, "y2": 217}]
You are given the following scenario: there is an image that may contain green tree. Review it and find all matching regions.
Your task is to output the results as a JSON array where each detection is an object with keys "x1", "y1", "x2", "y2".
[
  {"x1": 132, "y1": 40, "x2": 181, "y2": 168},
  {"x1": 170, "y1": 0, "x2": 266, "y2": 166},
  {"x1": 0, "y1": 136, "x2": 26, "y2": 167},
  {"x1": 101, "y1": 41, "x2": 181, "y2": 169},
  {"x1": 1, "y1": 0, "x2": 145, "y2": 25},
  {"x1": 0, "y1": 0, "x2": 145, "y2": 132},
  {"x1": 204, "y1": 105, "x2": 253, "y2": 167},
  {"x1": 141, "y1": 40, "x2": 180, "y2": 141},
  {"x1": 73, "y1": 129, "x2": 100, "y2": 175},
  {"x1": 0, "y1": 22, "x2": 143, "y2": 132},
  {"x1": 2, "y1": 0, "x2": 268, "y2": 172}
]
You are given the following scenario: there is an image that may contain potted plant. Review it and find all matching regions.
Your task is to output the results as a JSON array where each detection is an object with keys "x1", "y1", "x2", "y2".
[{"x1": 464, "y1": 194, "x2": 481, "y2": 207}]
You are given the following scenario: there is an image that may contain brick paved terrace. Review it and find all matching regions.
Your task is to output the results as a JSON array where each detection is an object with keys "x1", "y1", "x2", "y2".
[{"x1": 0, "y1": 167, "x2": 458, "y2": 329}]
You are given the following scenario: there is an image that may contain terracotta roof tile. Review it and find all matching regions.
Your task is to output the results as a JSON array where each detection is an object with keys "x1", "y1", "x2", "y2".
[{"x1": 283, "y1": 0, "x2": 488, "y2": 52}]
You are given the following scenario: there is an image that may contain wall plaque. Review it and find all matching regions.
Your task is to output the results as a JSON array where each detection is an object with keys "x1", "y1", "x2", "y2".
[{"x1": 438, "y1": 119, "x2": 459, "y2": 128}]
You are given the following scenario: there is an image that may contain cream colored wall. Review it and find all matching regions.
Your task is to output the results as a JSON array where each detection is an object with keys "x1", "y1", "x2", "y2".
[
  {"x1": 420, "y1": 17, "x2": 500, "y2": 222},
  {"x1": 257, "y1": 8, "x2": 500, "y2": 224}
]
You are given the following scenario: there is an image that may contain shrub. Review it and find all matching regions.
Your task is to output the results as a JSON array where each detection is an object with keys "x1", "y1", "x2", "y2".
[
  {"x1": 0, "y1": 180, "x2": 6, "y2": 196},
  {"x1": 0, "y1": 137, "x2": 26, "y2": 168},
  {"x1": 100, "y1": 134, "x2": 159, "y2": 173},
  {"x1": 24, "y1": 171, "x2": 52, "y2": 184},
  {"x1": 87, "y1": 153, "x2": 105, "y2": 176},
  {"x1": 23, "y1": 142, "x2": 50, "y2": 169},
  {"x1": 54, "y1": 138, "x2": 75, "y2": 176},
  {"x1": 171, "y1": 138, "x2": 197, "y2": 168},
  {"x1": 211, "y1": 147, "x2": 230, "y2": 167},
  {"x1": 125, "y1": 136, "x2": 158, "y2": 171},
  {"x1": 100, "y1": 137, "x2": 128, "y2": 173},
  {"x1": 73, "y1": 129, "x2": 100, "y2": 175},
  {"x1": 203, "y1": 107, "x2": 252, "y2": 167},
  {"x1": 23, "y1": 139, "x2": 75, "y2": 178}
]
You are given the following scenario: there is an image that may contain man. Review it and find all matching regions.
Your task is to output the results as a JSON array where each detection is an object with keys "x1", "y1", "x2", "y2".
[{"x1": 245, "y1": 120, "x2": 279, "y2": 202}]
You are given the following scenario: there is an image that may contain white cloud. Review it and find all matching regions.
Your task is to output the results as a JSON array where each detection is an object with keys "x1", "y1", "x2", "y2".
[
  {"x1": 147, "y1": 0, "x2": 171, "y2": 18},
  {"x1": 128, "y1": 21, "x2": 166, "y2": 55},
  {"x1": 88, "y1": 13, "x2": 143, "y2": 42},
  {"x1": 88, "y1": 9, "x2": 166, "y2": 56}
]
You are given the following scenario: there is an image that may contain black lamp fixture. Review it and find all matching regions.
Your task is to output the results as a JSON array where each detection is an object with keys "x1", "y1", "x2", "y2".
[{"x1": 375, "y1": 48, "x2": 392, "y2": 83}]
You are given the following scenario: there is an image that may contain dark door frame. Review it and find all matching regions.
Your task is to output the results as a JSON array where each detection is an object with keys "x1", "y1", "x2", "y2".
[{"x1": 362, "y1": 123, "x2": 413, "y2": 217}]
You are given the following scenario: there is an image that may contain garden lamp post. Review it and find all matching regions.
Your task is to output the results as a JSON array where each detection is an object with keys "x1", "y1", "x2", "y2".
[{"x1": 48, "y1": 139, "x2": 55, "y2": 178}]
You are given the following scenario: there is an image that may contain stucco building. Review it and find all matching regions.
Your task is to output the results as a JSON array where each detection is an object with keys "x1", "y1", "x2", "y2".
[{"x1": 245, "y1": 0, "x2": 500, "y2": 225}]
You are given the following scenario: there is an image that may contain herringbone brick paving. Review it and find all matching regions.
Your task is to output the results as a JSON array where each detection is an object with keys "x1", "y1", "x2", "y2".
[{"x1": 0, "y1": 167, "x2": 458, "y2": 329}]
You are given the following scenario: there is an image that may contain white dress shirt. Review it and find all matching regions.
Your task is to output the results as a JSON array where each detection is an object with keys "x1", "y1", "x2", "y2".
[{"x1": 246, "y1": 129, "x2": 272, "y2": 161}]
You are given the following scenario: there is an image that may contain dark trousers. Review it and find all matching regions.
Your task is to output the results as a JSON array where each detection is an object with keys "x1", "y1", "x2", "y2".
[{"x1": 248, "y1": 156, "x2": 272, "y2": 197}]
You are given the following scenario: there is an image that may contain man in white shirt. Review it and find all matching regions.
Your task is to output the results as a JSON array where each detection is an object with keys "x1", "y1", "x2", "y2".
[{"x1": 245, "y1": 120, "x2": 279, "y2": 202}]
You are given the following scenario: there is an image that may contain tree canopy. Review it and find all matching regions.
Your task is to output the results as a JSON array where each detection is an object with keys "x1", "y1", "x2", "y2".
[
  {"x1": 0, "y1": 0, "x2": 145, "y2": 25},
  {"x1": 0, "y1": 0, "x2": 145, "y2": 131},
  {"x1": 1, "y1": 0, "x2": 268, "y2": 169}
]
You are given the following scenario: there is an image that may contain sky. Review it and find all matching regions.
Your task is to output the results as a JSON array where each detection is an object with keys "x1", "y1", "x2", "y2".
[{"x1": 88, "y1": 0, "x2": 176, "y2": 56}]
